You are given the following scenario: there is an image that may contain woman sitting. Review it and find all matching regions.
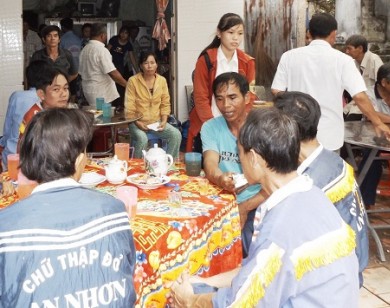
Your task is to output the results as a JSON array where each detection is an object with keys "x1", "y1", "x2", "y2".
[
  {"x1": 0, "y1": 108, "x2": 136, "y2": 306},
  {"x1": 125, "y1": 51, "x2": 182, "y2": 158}
]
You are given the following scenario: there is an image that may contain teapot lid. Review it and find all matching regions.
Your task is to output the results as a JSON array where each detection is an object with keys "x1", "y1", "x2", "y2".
[{"x1": 146, "y1": 143, "x2": 166, "y2": 156}]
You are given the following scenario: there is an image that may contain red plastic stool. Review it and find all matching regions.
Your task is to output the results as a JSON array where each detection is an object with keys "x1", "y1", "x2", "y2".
[{"x1": 91, "y1": 127, "x2": 112, "y2": 152}]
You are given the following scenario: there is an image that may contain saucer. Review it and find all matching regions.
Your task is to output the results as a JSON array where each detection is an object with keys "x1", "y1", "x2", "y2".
[
  {"x1": 127, "y1": 173, "x2": 170, "y2": 190},
  {"x1": 79, "y1": 172, "x2": 106, "y2": 188}
]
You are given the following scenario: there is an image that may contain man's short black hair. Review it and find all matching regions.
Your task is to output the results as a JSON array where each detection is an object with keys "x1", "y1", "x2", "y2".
[
  {"x1": 60, "y1": 17, "x2": 74, "y2": 31},
  {"x1": 41, "y1": 25, "x2": 61, "y2": 38},
  {"x1": 20, "y1": 108, "x2": 94, "y2": 183},
  {"x1": 212, "y1": 72, "x2": 249, "y2": 98},
  {"x1": 309, "y1": 13, "x2": 337, "y2": 39},
  {"x1": 273, "y1": 91, "x2": 321, "y2": 142},
  {"x1": 27, "y1": 60, "x2": 68, "y2": 91},
  {"x1": 90, "y1": 23, "x2": 107, "y2": 38},
  {"x1": 239, "y1": 107, "x2": 300, "y2": 174},
  {"x1": 346, "y1": 35, "x2": 368, "y2": 53}
]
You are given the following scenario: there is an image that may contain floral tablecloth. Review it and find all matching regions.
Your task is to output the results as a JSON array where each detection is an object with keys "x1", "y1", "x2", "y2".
[{"x1": 0, "y1": 159, "x2": 243, "y2": 307}]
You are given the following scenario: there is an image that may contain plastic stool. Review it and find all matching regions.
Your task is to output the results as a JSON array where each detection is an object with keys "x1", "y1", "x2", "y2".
[
  {"x1": 130, "y1": 131, "x2": 168, "y2": 151},
  {"x1": 91, "y1": 127, "x2": 112, "y2": 152}
]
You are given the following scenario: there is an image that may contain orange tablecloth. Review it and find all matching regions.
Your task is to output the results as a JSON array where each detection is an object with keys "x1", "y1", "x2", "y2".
[{"x1": 0, "y1": 159, "x2": 242, "y2": 308}]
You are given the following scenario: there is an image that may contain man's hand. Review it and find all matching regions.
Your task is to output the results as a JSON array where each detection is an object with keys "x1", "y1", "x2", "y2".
[
  {"x1": 170, "y1": 273, "x2": 197, "y2": 307},
  {"x1": 217, "y1": 172, "x2": 235, "y2": 193},
  {"x1": 374, "y1": 122, "x2": 390, "y2": 141},
  {"x1": 170, "y1": 273, "x2": 214, "y2": 308},
  {"x1": 1, "y1": 180, "x2": 15, "y2": 197}
]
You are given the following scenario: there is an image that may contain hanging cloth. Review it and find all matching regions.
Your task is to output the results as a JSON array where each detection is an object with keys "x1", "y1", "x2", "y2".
[{"x1": 152, "y1": 0, "x2": 171, "y2": 50}]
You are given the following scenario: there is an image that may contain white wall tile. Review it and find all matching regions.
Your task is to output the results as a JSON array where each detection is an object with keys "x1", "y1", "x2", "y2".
[{"x1": 0, "y1": 0, "x2": 23, "y2": 135}]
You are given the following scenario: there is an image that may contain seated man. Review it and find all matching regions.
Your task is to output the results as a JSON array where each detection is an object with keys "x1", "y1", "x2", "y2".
[
  {"x1": 274, "y1": 91, "x2": 368, "y2": 286},
  {"x1": 19, "y1": 65, "x2": 70, "y2": 137},
  {"x1": 201, "y1": 72, "x2": 267, "y2": 257},
  {"x1": 0, "y1": 64, "x2": 70, "y2": 197},
  {"x1": 0, "y1": 108, "x2": 136, "y2": 306},
  {"x1": 0, "y1": 60, "x2": 47, "y2": 170},
  {"x1": 171, "y1": 107, "x2": 359, "y2": 307}
]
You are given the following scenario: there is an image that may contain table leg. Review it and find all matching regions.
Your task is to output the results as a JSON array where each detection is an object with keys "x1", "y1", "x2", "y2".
[
  {"x1": 344, "y1": 143, "x2": 359, "y2": 171},
  {"x1": 356, "y1": 148, "x2": 379, "y2": 186}
]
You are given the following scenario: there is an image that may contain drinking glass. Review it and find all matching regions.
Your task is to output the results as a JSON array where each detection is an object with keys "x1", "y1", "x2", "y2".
[
  {"x1": 184, "y1": 152, "x2": 202, "y2": 176},
  {"x1": 102, "y1": 102, "x2": 112, "y2": 118},
  {"x1": 7, "y1": 154, "x2": 19, "y2": 181},
  {"x1": 96, "y1": 97, "x2": 104, "y2": 110},
  {"x1": 115, "y1": 143, "x2": 130, "y2": 161},
  {"x1": 116, "y1": 186, "x2": 138, "y2": 219}
]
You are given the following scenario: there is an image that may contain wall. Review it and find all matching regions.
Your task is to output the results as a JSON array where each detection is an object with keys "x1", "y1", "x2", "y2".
[
  {"x1": 0, "y1": 0, "x2": 23, "y2": 135},
  {"x1": 119, "y1": 0, "x2": 155, "y2": 27},
  {"x1": 175, "y1": 0, "x2": 244, "y2": 122}
]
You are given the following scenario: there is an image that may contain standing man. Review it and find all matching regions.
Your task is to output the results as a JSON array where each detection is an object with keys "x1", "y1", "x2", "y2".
[
  {"x1": 271, "y1": 13, "x2": 390, "y2": 151},
  {"x1": 201, "y1": 72, "x2": 267, "y2": 257},
  {"x1": 79, "y1": 23, "x2": 127, "y2": 108},
  {"x1": 60, "y1": 17, "x2": 82, "y2": 70},
  {"x1": 31, "y1": 25, "x2": 78, "y2": 85}
]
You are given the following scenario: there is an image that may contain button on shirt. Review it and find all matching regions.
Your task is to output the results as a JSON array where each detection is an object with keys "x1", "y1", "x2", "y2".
[
  {"x1": 79, "y1": 40, "x2": 119, "y2": 107},
  {"x1": 272, "y1": 40, "x2": 367, "y2": 150}
]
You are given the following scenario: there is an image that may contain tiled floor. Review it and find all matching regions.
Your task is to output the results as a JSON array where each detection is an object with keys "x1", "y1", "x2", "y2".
[{"x1": 359, "y1": 169, "x2": 390, "y2": 307}]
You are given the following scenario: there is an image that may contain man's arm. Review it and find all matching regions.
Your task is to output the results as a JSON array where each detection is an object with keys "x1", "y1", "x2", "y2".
[
  {"x1": 376, "y1": 112, "x2": 390, "y2": 124},
  {"x1": 203, "y1": 150, "x2": 235, "y2": 193},
  {"x1": 353, "y1": 92, "x2": 390, "y2": 138},
  {"x1": 108, "y1": 69, "x2": 127, "y2": 88},
  {"x1": 68, "y1": 73, "x2": 78, "y2": 83},
  {"x1": 238, "y1": 190, "x2": 268, "y2": 228}
]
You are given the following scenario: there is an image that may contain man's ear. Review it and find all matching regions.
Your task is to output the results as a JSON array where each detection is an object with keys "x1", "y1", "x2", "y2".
[
  {"x1": 244, "y1": 91, "x2": 250, "y2": 106},
  {"x1": 36, "y1": 89, "x2": 45, "y2": 101},
  {"x1": 74, "y1": 152, "x2": 86, "y2": 181},
  {"x1": 249, "y1": 149, "x2": 259, "y2": 167}
]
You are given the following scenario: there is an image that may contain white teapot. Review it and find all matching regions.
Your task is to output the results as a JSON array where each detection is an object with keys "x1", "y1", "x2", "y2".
[
  {"x1": 104, "y1": 155, "x2": 128, "y2": 184},
  {"x1": 142, "y1": 144, "x2": 173, "y2": 177}
]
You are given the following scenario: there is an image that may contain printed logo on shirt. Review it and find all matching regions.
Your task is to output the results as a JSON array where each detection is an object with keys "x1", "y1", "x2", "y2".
[{"x1": 220, "y1": 151, "x2": 240, "y2": 164}]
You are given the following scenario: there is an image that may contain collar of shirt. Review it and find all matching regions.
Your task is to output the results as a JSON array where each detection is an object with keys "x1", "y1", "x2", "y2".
[
  {"x1": 297, "y1": 143, "x2": 324, "y2": 175},
  {"x1": 216, "y1": 46, "x2": 238, "y2": 75},
  {"x1": 32, "y1": 178, "x2": 80, "y2": 194},
  {"x1": 89, "y1": 40, "x2": 106, "y2": 48},
  {"x1": 308, "y1": 39, "x2": 332, "y2": 48}
]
